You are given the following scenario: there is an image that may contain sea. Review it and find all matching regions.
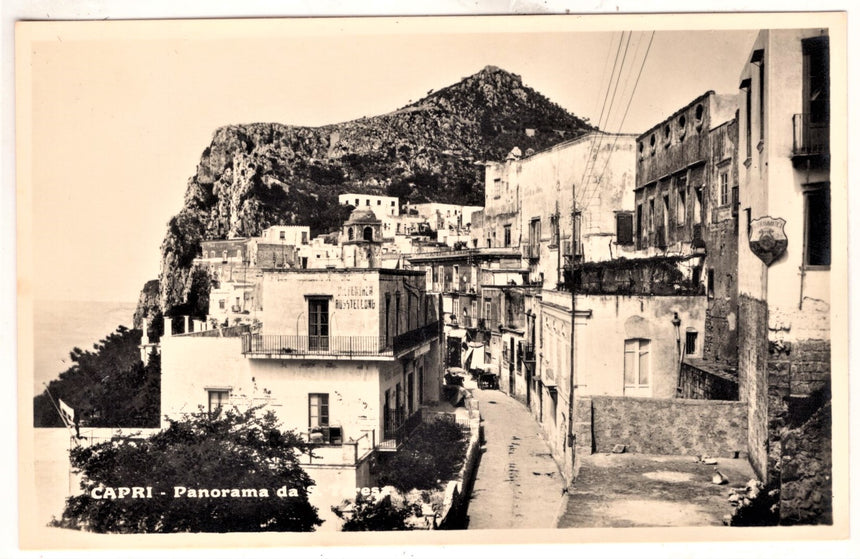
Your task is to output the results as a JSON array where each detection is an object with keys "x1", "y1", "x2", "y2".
[{"x1": 32, "y1": 299, "x2": 138, "y2": 394}]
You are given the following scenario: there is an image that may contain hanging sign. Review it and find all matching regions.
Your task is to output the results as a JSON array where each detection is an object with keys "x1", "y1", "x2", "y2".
[{"x1": 749, "y1": 216, "x2": 787, "y2": 265}]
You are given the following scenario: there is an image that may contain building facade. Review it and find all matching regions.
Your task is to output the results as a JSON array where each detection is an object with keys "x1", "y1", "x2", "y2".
[
  {"x1": 736, "y1": 29, "x2": 831, "y2": 494},
  {"x1": 160, "y1": 268, "x2": 442, "y2": 526}
]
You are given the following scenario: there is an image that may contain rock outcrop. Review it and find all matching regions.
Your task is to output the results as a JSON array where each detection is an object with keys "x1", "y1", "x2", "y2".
[{"x1": 140, "y1": 65, "x2": 594, "y2": 320}]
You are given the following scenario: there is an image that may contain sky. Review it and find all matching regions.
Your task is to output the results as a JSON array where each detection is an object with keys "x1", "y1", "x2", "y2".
[{"x1": 15, "y1": 16, "x2": 781, "y2": 303}]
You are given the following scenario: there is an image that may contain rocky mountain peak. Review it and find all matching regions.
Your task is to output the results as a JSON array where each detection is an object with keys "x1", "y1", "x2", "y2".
[{"x1": 138, "y1": 65, "x2": 596, "y2": 320}]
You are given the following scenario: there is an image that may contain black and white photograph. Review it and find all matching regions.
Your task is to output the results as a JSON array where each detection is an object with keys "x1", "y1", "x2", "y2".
[{"x1": 10, "y1": 8, "x2": 851, "y2": 555}]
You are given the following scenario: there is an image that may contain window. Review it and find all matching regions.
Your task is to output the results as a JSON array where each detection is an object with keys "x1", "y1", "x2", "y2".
[
  {"x1": 504, "y1": 225, "x2": 512, "y2": 247},
  {"x1": 805, "y1": 186, "x2": 830, "y2": 267},
  {"x1": 355, "y1": 198, "x2": 359, "y2": 206},
  {"x1": 803, "y1": 36, "x2": 829, "y2": 125},
  {"x1": 636, "y1": 204, "x2": 643, "y2": 246},
  {"x1": 219, "y1": 299, "x2": 226, "y2": 310},
  {"x1": 720, "y1": 172, "x2": 730, "y2": 206},
  {"x1": 694, "y1": 187, "x2": 703, "y2": 224},
  {"x1": 494, "y1": 178, "x2": 501, "y2": 198},
  {"x1": 391, "y1": 201, "x2": 396, "y2": 206},
  {"x1": 744, "y1": 81, "x2": 752, "y2": 158},
  {"x1": 529, "y1": 218, "x2": 541, "y2": 256},
  {"x1": 385, "y1": 294, "x2": 391, "y2": 344},
  {"x1": 624, "y1": 339, "x2": 650, "y2": 389},
  {"x1": 308, "y1": 393, "x2": 329, "y2": 428},
  {"x1": 208, "y1": 390, "x2": 229, "y2": 415},
  {"x1": 707, "y1": 268, "x2": 715, "y2": 298},
  {"x1": 301, "y1": 231, "x2": 308, "y2": 244},
  {"x1": 279, "y1": 231, "x2": 286, "y2": 240},
  {"x1": 363, "y1": 226, "x2": 373, "y2": 241},
  {"x1": 365, "y1": 199, "x2": 370, "y2": 206},
  {"x1": 759, "y1": 57, "x2": 766, "y2": 142},
  {"x1": 648, "y1": 199, "x2": 655, "y2": 232},
  {"x1": 395, "y1": 293, "x2": 401, "y2": 335},
  {"x1": 307, "y1": 297, "x2": 330, "y2": 350},
  {"x1": 407, "y1": 373, "x2": 414, "y2": 415},
  {"x1": 677, "y1": 182, "x2": 687, "y2": 225},
  {"x1": 616, "y1": 212, "x2": 634, "y2": 245},
  {"x1": 550, "y1": 214, "x2": 560, "y2": 246},
  {"x1": 685, "y1": 331, "x2": 698, "y2": 355},
  {"x1": 377, "y1": 200, "x2": 381, "y2": 205}
]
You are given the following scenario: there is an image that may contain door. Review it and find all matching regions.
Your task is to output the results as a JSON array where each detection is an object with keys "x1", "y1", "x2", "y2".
[{"x1": 308, "y1": 298, "x2": 329, "y2": 351}]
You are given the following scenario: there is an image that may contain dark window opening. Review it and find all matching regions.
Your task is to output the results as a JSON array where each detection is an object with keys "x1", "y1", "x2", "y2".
[
  {"x1": 616, "y1": 212, "x2": 634, "y2": 245},
  {"x1": 805, "y1": 187, "x2": 831, "y2": 267},
  {"x1": 685, "y1": 331, "x2": 698, "y2": 355},
  {"x1": 707, "y1": 268, "x2": 715, "y2": 298}
]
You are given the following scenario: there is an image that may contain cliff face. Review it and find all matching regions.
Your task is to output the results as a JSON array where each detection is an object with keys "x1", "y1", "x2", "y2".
[{"x1": 145, "y1": 66, "x2": 594, "y2": 318}]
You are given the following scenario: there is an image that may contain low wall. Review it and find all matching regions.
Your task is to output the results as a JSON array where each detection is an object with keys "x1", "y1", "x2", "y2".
[
  {"x1": 437, "y1": 409, "x2": 481, "y2": 529},
  {"x1": 589, "y1": 395, "x2": 748, "y2": 458}
]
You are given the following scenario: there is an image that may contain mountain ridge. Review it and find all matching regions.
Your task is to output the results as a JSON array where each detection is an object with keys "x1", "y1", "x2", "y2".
[{"x1": 137, "y1": 65, "x2": 596, "y2": 323}]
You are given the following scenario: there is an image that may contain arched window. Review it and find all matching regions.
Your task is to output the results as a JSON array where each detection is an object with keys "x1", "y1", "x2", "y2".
[
  {"x1": 348, "y1": 227, "x2": 354, "y2": 241},
  {"x1": 363, "y1": 226, "x2": 373, "y2": 241}
]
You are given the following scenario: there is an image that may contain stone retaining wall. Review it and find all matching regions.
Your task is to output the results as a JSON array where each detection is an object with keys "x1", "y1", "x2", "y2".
[{"x1": 588, "y1": 395, "x2": 747, "y2": 457}]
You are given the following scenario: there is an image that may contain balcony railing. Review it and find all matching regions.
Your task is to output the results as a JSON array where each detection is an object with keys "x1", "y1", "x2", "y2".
[
  {"x1": 392, "y1": 321, "x2": 439, "y2": 355},
  {"x1": 242, "y1": 334, "x2": 391, "y2": 356},
  {"x1": 380, "y1": 408, "x2": 423, "y2": 451},
  {"x1": 792, "y1": 113, "x2": 829, "y2": 157}
]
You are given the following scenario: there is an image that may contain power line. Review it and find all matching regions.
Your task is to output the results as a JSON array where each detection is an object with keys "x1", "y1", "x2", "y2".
[
  {"x1": 581, "y1": 31, "x2": 656, "y2": 212},
  {"x1": 574, "y1": 31, "x2": 628, "y2": 205}
]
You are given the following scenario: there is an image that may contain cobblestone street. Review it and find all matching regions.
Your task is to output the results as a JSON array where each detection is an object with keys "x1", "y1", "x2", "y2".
[{"x1": 465, "y1": 387, "x2": 564, "y2": 529}]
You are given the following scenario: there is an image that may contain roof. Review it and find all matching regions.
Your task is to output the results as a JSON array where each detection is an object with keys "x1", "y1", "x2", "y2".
[{"x1": 346, "y1": 208, "x2": 381, "y2": 224}]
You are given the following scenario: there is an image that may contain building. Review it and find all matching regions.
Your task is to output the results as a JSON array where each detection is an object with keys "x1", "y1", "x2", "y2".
[
  {"x1": 160, "y1": 267, "x2": 442, "y2": 526},
  {"x1": 736, "y1": 29, "x2": 832, "y2": 520},
  {"x1": 632, "y1": 92, "x2": 742, "y2": 399},
  {"x1": 403, "y1": 202, "x2": 483, "y2": 247},
  {"x1": 407, "y1": 247, "x2": 523, "y2": 384},
  {"x1": 338, "y1": 193, "x2": 399, "y2": 217}
]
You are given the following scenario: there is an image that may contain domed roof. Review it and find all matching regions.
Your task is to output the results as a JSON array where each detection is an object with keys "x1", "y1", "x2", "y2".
[{"x1": 346, "y1": 208, "x2": 381, "y2": 224}]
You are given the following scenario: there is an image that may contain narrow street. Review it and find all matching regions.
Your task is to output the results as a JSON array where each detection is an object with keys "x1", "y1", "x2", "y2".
[{"x1": 465, "y1": 386, "x2": 564, "y2": 529}]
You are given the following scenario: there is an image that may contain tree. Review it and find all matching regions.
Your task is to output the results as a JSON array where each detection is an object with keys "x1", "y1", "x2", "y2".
[
  {"x1": 34, "y1": 326, "x2": 161, "y2": 428},
  {"x1": 333, "y1": 492, "x2": 412, "y2": 531},
  {"x1": 51, "y1": 407, "x2": 322, "y2": 533}
]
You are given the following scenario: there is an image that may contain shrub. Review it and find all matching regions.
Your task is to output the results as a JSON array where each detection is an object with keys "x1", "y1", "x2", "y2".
[{"x1": 376, "y1": 418, "x2": 467, "y2": 491}]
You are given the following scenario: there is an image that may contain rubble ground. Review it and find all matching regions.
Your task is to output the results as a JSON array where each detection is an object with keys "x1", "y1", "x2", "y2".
[{"x1": 558, "y1": 452, "x2": 758, "y2": 528}]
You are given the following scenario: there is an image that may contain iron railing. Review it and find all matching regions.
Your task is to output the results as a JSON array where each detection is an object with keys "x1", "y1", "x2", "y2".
[
  {"x1": 380, "y1": 408, "x2": 423, "y2": 450},
  {"x1": 392, "y1": 321, "x2": 439, "y2": 354},
  {"x1": 792, "y1": 113, "x2": 829, "y2": 156},
  {"x1": 243, "y1": 334, "x2": 391, "y2": 356}
]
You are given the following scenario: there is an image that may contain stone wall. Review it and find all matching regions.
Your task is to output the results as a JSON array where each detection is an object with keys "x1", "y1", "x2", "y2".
[
  {"x1": 738, "y1": 294, "x2": 769, "y2": 481},
  {"x1": 779, "y1": 401, "x2": 832, "y2": 525},
  {"x1": 589, "y1": 395, "x2": 747, "y2": 458},
  {"x1": 678, "y1": 361, "x2": 739, "y2": 400}
]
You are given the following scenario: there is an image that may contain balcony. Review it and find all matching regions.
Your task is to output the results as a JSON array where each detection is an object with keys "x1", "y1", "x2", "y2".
[
  {"x1": 792, "y1": 113, "x2": 829, "y2": 167},
  {"x1": 525, "y1": 244, "x2": 540, "y2": 260},
  {"x1": 392, "y1": 321, "x2": 440, "y2": 355},
  {"x1": 242, "y1": 321, "x2": 439, "y2": 360},
  {"x1": 243, "y1": 334, "x2": 391, "y2": 358},
  {"x1": 522, "y1": 343, "x2": 536, "y2": 362}
]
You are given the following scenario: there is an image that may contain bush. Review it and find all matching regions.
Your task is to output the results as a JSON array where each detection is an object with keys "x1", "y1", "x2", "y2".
[
  {"x1": 376, "y1": 418, "x2": 467, "y2": 491},
  {"x1": 334, "y1": 492, "x2": 412, "y2": 531}
]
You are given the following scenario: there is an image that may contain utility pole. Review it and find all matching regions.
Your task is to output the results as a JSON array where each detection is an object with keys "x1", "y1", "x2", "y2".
[{"x1": 567, "y1": 183, "x2": 577, "y2": 457}]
